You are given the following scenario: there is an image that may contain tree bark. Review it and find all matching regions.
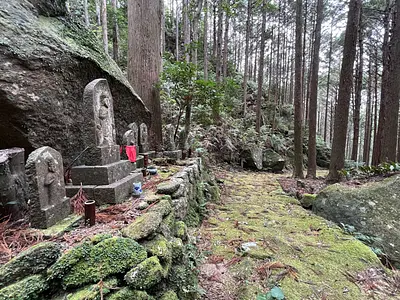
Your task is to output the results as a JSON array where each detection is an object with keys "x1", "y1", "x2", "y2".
[
  {"x1": 381, "y1": 0, "x2": 400, "y2": 162},
  {"x1": 351, "y1": 6, "x2": 363, "y2": 162},
  {"x1": 327, "y1": 0, "x2": 361, "y2": 182},
  {"x1": 363, "y1": 53, "x2": 372, "y2": 165},
  {"x1": 192, "y1": 0, "x2": 204, "y2": 66},
  {"x1": 101, "y1": 0, "x2": 108, "y2": 55},
  {"x1": 222, "y1": 3, "x2": 230, "y2": 79},
  {"x1": 294, "y1": 0, "x2": 304, "y2": 178},
  {"x1": 242, "y1": 0, "x2": 252, "y2": 115},
  {"x1": 215, "y1": 2, "x2": 223, "y2": 83},
  {"x1": 204, "y1": 0, "x2": 209, "y2": 79},
  {"x1": 127, "y1": 0, "x2": 163, "y2": 147},
  {"x1": 83, "y1": 0, "x2": 89, "y2": 27},
  {"x1": 183, "y1": 0, "x2": 190, "y2": 62},
  {"x1": 307, "y1": 0, "x2": 323, "y2": 179},
  {"x1": 111, "y1": 0, "x2": 119, "y2": 62},
  {"x1": 256, "y1": 1, "x2": 267, "y2": 134},
  {"x1": 372, "y1": 0, "x2": 391, "y2": 165},
  {"x1": 324, "y1": 26, "x2": 333, "y2": 143},
  {"x1": 175, "y1": 0, "x2": 179, "y2": 60}
]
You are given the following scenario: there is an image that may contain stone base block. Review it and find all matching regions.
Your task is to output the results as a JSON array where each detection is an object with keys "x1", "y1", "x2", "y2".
[
  {"x1": 81, "y1": 145, "x2": 120, "y2": 166},
  {"x1": 139, "y1": 151, "x2": 156, "y2": 159},
  {"x1": 66, "y1": 173, "x2": 143, "y2": 206},
  {"x1": 163, "y1": 150, "x2": 182, "y2": 160},
  {"x1": 136, "y1": 155, "x2": 144, "y2": 168},
  {"x1": 30, "y1": 197, "x2": 71, "y2": 229},
  {"x1": 71, "y1": 160, "x2": 132, "y2": 185}
]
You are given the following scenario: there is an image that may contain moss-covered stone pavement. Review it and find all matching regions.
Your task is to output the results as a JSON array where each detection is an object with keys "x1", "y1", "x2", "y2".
[{"x1": 197, "y1": 170, "x2": 398, "y2": 299}]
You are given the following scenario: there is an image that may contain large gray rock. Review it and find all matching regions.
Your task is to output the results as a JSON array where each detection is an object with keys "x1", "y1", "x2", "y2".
[
  {"x1": 241, "y1": 147, "x2": 263, "y2": 170},
  {"x1": 0, "y1": 0, "x2": 150, "y2": 165},
  {"x1": 262, "y1": 149, "x2": 285, "y2": 172},
  {"x1": 313, "y1": 176, "x2": 400, "y2": 267}
]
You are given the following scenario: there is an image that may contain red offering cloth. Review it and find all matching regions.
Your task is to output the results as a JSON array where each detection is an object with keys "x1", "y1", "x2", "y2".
[{"x1": 125, "y1": 145, "x2": 137, "y2": 162}]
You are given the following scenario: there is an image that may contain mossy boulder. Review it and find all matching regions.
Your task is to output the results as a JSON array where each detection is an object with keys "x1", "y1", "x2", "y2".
[
  {"x1": 0, "y1": 242, "x2": 60, "y2": 288},
  {"x1": 142, "y1": 234, "x2": 172, "y2": 261},
  {"x1": 167, "y1": 264, "x2": 200, "y2": 300},
  {"x1": 158, "y1": 212, "x2": 175, "y2": 238},
  {"x1": 316, "y1": 141, "x2": 331, "y2": 168},
  {"x1": 299, "y1": 193, "x2": 317, "y2": 208},
  {"x1": 121, "y1": 211, "x2": 163, "y2": 240},
  {"x1": 66, "y1": 277, "x2": 118, "y2": 300},
  {"x1": 160, "y1": 290, "x2": 179, "y2": 300},
  {"x1": 149, "y1": 200, "x2": 172, "y2": 217},
  {"x1": 170, "y1": 238, "x2": 184, "y2": 260},
  {"x1": 174, "y1": 221, "x2": 188, "y2": 241},
  {"x1": 0, "y1": 0, "x2": 150, "y2": 163},
  {"x1": 48, "y1": 237, "x2": 147, "y2": 288},
  {"x1": 0, "y1": 274, "x2": 48, "y2": 300},
  {"x1": 124, "y1": 256, "x2": 164, "y2": 290},
  {"x1": 107, "y1": 288, "x2": 154, "y2": 300},
  {"x1": 262, "y1": 149, "x2": 285, "y2": 172},
  {"x1": 241, "y1": 147, "x2": 263, "y2": 170},
  {"x1": 157, "y1": 180, "x2": 182, "y2": 195},
  {"x1": 313, "y1": 176, "x2": 400, "y2": 267}
]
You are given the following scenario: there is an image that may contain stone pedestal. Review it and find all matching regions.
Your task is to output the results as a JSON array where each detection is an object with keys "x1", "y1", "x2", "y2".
[{"x1": 65, "y1": 79, "x2": 143, "y2": 205}]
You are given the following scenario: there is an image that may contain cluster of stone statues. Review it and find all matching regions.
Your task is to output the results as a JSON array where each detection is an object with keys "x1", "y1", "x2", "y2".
[{"x1": 0, "y1": 78, "x2": 194, "y2": 229}]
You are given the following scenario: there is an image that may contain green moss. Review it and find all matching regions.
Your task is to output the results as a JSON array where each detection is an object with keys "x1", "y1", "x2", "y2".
[
  {"x1": 41, "y1": 214, "x2": 82, "y2": 238},
  {"x1": 0, "y1": 242, "x2": 60, "y2": 288},
  {"x1": 167, "y1": 264, "x2": 201, "y2": 300},
  {"x1": 107, "y1": 288, "x2": 155, "y2": 300},
  {"x1": 124, "y1": 256, "x2": 164, "y2": 290},
  {"x1": 66, "y1": 277, "x2": 118, "y2": 300},
  {"x1": 159, "y1": 212, "x2": 176, "y2": 238},
  {"x1": 170, "y1": 237, "x2": 184, "y2": 260},
  {"x1": 197, "y1": 171, "x2": 384, "y2": 299},
  {"x1": 142, "y1": 234, "x2": 171, "y2": 262},
  {"x1": 0, "y1": 275, "x2": 48, "y2": 300},
  {"x1": 90, "y1": 234, "x2": 113, "y2": 244},
  {"x1": 174, "y1": 221, "x2": 188, "y2": 240},
  {"x1": 121, "y1": 211, "x2": 163, "y2": 240},
  {"x1": 300, "y1": 193, "x2": 317, "y2": 208},
  {"x1": 149, "y1": 200, "x2": 172, "y2": 217},
  {"x1": 160, "y1": 290, "x2": 179, "y2": 300},
  {"x1": 49, "y1": 238, "x2": 147, "y2": 289}
]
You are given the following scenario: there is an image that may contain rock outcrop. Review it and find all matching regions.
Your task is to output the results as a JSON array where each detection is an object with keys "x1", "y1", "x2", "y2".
[
  {"x1": 0, "y1": 0, "x2": 150, "y2": 164},
  {"x1": 313, "y1": 175, "x2": 400, "y2": 267}
]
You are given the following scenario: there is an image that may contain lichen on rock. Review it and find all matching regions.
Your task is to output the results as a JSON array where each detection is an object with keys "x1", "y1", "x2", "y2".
[
  {"x1": 0, "y1": 274, "x2": 48, "y2": 300},
  {"x1": 48, "y1": 237, "x2": 147, "y2": 288},
  {"x1": 0, "y1": 242, "x2": 60, "y2": 288},
  {"x1": 124, "y1": 256, "x2": 165, "y2": 290},
  {"x1": 107, "y1": 287, "x2": 155, "y2": 300},
  {"x1": 121, "y1": 211, "x2": 163, "y2": 241}
]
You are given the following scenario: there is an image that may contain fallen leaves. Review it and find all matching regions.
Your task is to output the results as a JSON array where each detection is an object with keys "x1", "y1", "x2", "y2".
[{"x1": 257, "y1": 261, "x2": 299, "y2": 282}]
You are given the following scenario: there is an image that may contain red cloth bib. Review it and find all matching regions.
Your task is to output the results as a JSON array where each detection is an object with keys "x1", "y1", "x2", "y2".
[{"x1": 125, "y1": 145, "x2": 137, "y2": 162}]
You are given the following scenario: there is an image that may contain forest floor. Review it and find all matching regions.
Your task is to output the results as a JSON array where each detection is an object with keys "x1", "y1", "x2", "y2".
[{"x1": 196, "y1": 168, "x2": 400, "y2": 300}]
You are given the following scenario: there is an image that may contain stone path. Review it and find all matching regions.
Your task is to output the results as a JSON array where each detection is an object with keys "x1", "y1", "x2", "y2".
[{"x1": 197, "y1": 170, "x2": 396, "y2": 300}]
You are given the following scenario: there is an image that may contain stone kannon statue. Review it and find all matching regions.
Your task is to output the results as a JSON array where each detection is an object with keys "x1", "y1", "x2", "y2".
[
  {"x1": 123, "y1": 123, "x2": 138, "y2": 146},
  {"x1": 26, "y1": 146, "x2": 70, "y2": 229},
  {"x1": 164, "y1": 124, "x2": 176, "y2": 151},
  {"x1": 81, "y1": 79, "x2": 120, "y2": 166},
  {"x1": 138, "y1": 123, "x2": 149, "y2": 153}
]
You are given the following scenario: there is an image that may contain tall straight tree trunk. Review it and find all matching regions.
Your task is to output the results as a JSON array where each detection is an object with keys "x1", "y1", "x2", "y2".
[
  {"x1": 222, "y1": 4, "x2": 230, "y2": 79},
  {"x1": 83, "y1": 0, "x2": 89, "y2": 27},
  {"x1": 324, "y1": 26, "x2": 333, "y2": 142},
  {"x1": 101, "y1": 0, "x2": 108, "y2": 54},
  {"x1": 212, "y1": 1, "x2": 217, "y2": 60},
  {"x1": 294, "y1": 0, "x2": 304, "y2": 178},
  {"x1": 111, "y1": 0, "x2": 119, "y2": 62},
  {"x1": 351, "y1": 7, "x2": 363, "y2": 162},
  {"x1": 307, "y1": 0, "x2": 323, "y2": 178},
  {"x1": 183, "y1": 0, "x2": 190, "y2": 62},
  {"x1": 95, "y1": 0, "x2": 101, "y2": 26},
  {"x1": 372, "y1": 0, "x2": 391, "y2": 165},
  {"x1": 175, "y1": 0, "x2": 179, "y2": 60},
  {"x1": 363, "y1": 56, "x2": 373, "y2": 164},
  {"x1": 215, "y1": 2, "x2": 223, "y2": 83},
  {"x1": 381, "y1": 0, "x2": 400, "y2": 162},
  {"x1": 327, "y1": 0, "x2": 361, "y2": 182},
  {"x1": 192, "y1": 0, "x2": 204, "y2": 66},
  {"x1": 204, "y1": 0, "x2": 209, "y2": 79},
  {"x1": 256, "y1": 2, "x2": 267, "y2": 133},
  {"x1": 127, "y1": 0, "x2": 163, "y2": 146}
]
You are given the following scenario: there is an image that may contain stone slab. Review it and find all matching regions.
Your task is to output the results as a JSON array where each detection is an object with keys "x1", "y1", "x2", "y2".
[
  {"x1": 66, "y1": 173, "x2": 143, "y2": 206},
  {"x1": 136, "y1": 155, "x2": 144, "y2": 169},
  {"x1": 41, "y1": 214, "x2": 82, "y2": 238},
  {"x1": 80, "y1": 145, "x2": 120, "y2": 166},
  {"x1": 31, "y1": 197, "x2": 71, "y2": 229},
  {"x1": 71, "y1": 160, "x2": 132, "y2": 185},
  {"x1": 163, "y1": 150, "x2": 182, "y2": 160}
]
